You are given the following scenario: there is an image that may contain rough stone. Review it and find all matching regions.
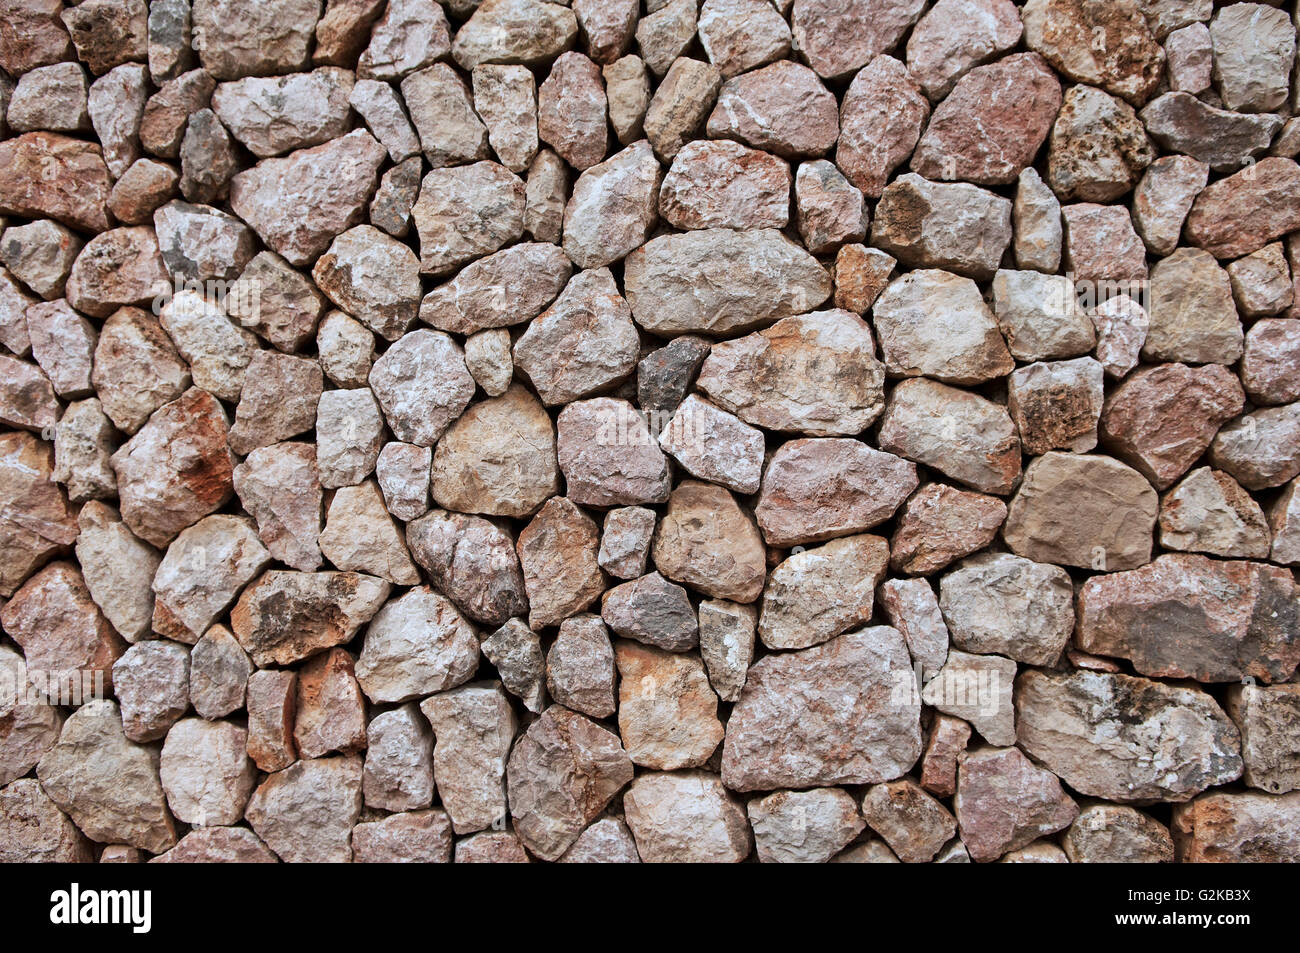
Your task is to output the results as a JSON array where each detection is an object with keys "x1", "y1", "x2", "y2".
[
  {"x1": 623, "y1": 770, "x2": 750, "y2": 863},
  {"x1": 547, "y1": 615, "x2": 616, "y2": 718},
  {"x1": 407, "y1": 509, "x2": 528, "y2": 626},
  {"x1": 1047, "y1": 84, "x2": 1154, "y2": 202},
  {"x1": 244, "y1": 755, "x2": 362, "y2": 863},
  {"x1": 759, "y1": 534, "x2": 887, "y2": 651},
  {"x1": 954, "y1": 745, "x2": 1078, "y2": 863},
  {"x1": 1159, "y1": 467, "x2": 1271, "y2": 559},
  {"x1": 860, "y1": 779, "x2": 957, "y2": 864},
  {"x1": 938, "y1": 552, "x2": 1073, "y2": 666},
  {"x1": 652, "y1": 481, "x2": 766, "y2": 602},
  {"x1": 835, "y1": 55, "x2": 929, "y2": 199},
  {"x1": 706, "y1": 60, "x2": 834, "y2": 159}
]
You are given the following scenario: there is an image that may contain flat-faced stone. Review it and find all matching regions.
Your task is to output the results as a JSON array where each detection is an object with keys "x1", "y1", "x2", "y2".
[
  {"x1": 227, "y1": 351, "x2": 322, "y2": 457},
  {"x1": 407, "y1": 509, "x2": 528, "y2": 626},
  {"x1": 1143, "y1": 248, "x2": 1242, "y2": 364},
  {"x1": 516, "y1": 497, "x2": 604, "y2": 630},
  {"x1": 954, "y1": 745, "x2": 1078, "y2": 862},
  {"x1": 1013, "y1": 167, "x2": 1062, "y2": 272},
  {"x1": 232, "y1": 442, "x2": 323, "y2": 571},
  {"x1": 1090, "y1": 293, "x2": 1150, "y2": 377},
  {"x1": 245, "y1": 755, "x2": 362, "y2": 863},
  {"x1": 52, "y1": 399, "x2": 116, "y2": 504},
  {"x1": 1209, "y1": 2, "x2": 1295, "y2": 114},
  {"x1": 697, "y1": 0, "x2": 790, "y2": 78},
  {"x1": 230, "y1": 251, "x2": 326, "y2": 354},
  {"x1": 918, "y1": 714, "x2": 969, "y2": 798},
  {"x1": 601, "y1": 572, "x2": 697, "y2": 653},
  {"x1": 658, "y1": 395, "x2": 764, "y2": 495},
  {"x1": 750, "y1": 786, "x2": 863, "y2": 864},
  {"x1": 151, "y1": 515, "x2": 270, "y2": 644},
  {"x1": 597, "y1": 506, "x2": 656, "y2": 580},
  {"x1": 354, "y1": 586, "x2": 478, "y2": 702},
  {"x1": 1209, "y1": 402, "x2": 1300, "y2": 491},
  {"x1": 652, "y1": 480, "x2": 766, "y2": 603},
  {"x1": 545, "y1": 615, "x2": 615, "y2": 719},
  {"x1": 412, "y1": 161, "x2": 525, "y2": 277},
  {"x1": 1007, "y1": 358, "x2": 1104, "y2": 455},
  {"x1": 191, "y1": 0, "x2": 318, "y2": 80},
  {"x1": 0, "y1": 219, "x2": 81, "y2": 300},
  {"x1": 451, "y1": 0, "x2": 579, "y2": 71},
  {"x1": 921, "y1": 649, "x2": 1015, "y2": 747},
  {"x1": 65, "y1": 227, "x2": 168, "y2": 319},
  {"x1": 244, "y1": 670, "x2": 296, "y2": 772},
  {"x1": 292, "y1": 648, "x2": 367, "y2": 759},
  {"x1": 1140, "y1": 93, "x2": 1281, "y2": 173},
  {"x1": 356, "y1": 0, "x2": 450, "y2": 79},
  {"x1": 375, "y1": 442, "x2": 431, "y2": 522},
  {"x1": 880, "y1": 576, "x2": 950, "y2": 677},
  {"x1": 1006, "y1": 447, "x2": 1157, "y2": 568},
  {"x1": 870, "y1": 173, "x2": 1012, "y2": 281},
  {"x1": 604, "y1": 55, "x2": 650, "y2": 146},
  {"x1": 905, "y1": 0, "x2": 1023, "y2": 99},
  {"x1": 1061, "y1": 202, "x2": 1148, "y2": 285},
  {"x1": 212, "y1": 68, "x2": 352, "y2": 158},
  {"x1": 835, "y1": 55, "x2": 928, "y2": 199},
  {"x1": 1225, "y1": 683, "x2": 1300, "y2": 795},
  {"x1": 758, "y1": 534, "x2": 886, "y2": 651},
  {"x1": 420, "y1": 683, "x2": 516, "y2": 833},
  {"x1": 313, "y1": 225, "x2": 420, "y2": 343},
  {"x1": 939, "y1": 553, "x2": 1073, "y2": 666},
  {"x1": 1159, "y1": 467, "x2": 1271, "y2": 559},
  {"x1": 614, "y1": 641, "x2": 721, "y2": 768},
  {"x1": 1172, "y1": 791, "x2": 1300, "y2": 862},
  {"x1": 151, "y1": 826, "x2": 277, "y2": 863},
  {"x1": 860, "y1": 779, "x2": 957, "y2": 864},
  {"x1": 0, "y1": 132, "x2": 111, "y2": 233},
  {"x1": 706, "y1": 60, "x2": 835, "y2": 159},
  {"x1": 464, "y1": 328, "x2": 513, "y2": 397},
  {"x1": 1063, "y1": 804, "x2": 1174, "y2": 863},
  {"x1": 1185, "y1": 158, "x2": 1300, "y2": 260},
  {"x1": 189, "y1": 625, "x2": 251, "y2": 720},
  {"x1": 722, "y1": 627, "x2": 921, "y2": 792},
  {"x1": 159, "y1": 717, "x2": 255, "y2": 825},
  {"x1": 481, "y1": 618, "x2": 547, "y2": 713},
  {"x1": 72, "y1": 502, "x2": 155, "y2": 642},
  {"x1": 1243, "y1": 318, "x2": 1300, "y2": 405},
  {"x1": 557, "y1": 398, "x2": 670, "y2": 508},
  {"x1": 367, "y1": 330, "x2": 473, "y2": 447},
  {"x1": 1228, "y1": 242, "x2": 1293, "y2": 319},
  {"x1": 790, "y1": 0, "x2": 925, "y2": 80},
  {"x1": 420, "y1": 242, "x2": 571, "y2": 336},
  {"x1": 658, "y1": 139, "x2": 788, "y2": 231},
  {"x1": 0, "y1": 778, "x2": 92, "y2": 863}
]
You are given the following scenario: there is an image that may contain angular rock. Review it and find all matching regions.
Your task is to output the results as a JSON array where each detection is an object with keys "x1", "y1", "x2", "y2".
[
  {"x1": 1140, "y1": 93, "x2": 1281, "y2": 172},
  {"x1": 921, "y1": 650, "x2": 1016, "y2": 747},
  {"x1": 637, "y1": 335, "x2": 710, "y2": 415},
  {"x1": 412, "y1": 161, "x2": 525, "y2": 276},
  {"x1": 1144, "y1": 248, "x2": 1242, "y2": 364},
  {"x1": 524, "y1": 148, "x2": 568, "y2": 243},
  {"x1": 1047, "y1": 84, "x2": 1154, "y2": 202},
  {"x1": 151, "y1": 826, "x2": 277, "y2": 863},
  {"x1": 1228, "y1": 242, "x2": 1293, "y2": 319},
  {"x1": 659, "y1": 395, "x2": 764, "y2": 495},
  {"x1": 230, "y1": 570, "x2": 390, "y2": 668},
  {"x1": 419, "y1": 683, "x2": 516, "y2": 834},
  {"x1": 189, "y1": 625, "x2": 252, "y2": 720},
  {"x1": 697, "y1": 0, "x2": 790, "y2": 78},
  {"x1": 723, "y1": 627, "x2": 920, "y2": 792},
  {"x1": 939, "y1": 553, "x2": 1073, "y2": 666},
  {"x1": 151, "y1": 515, "x2": 269, "y2": 644},
  {"x1": 1185, "y1": 157, "x2": 1300, "y2": 260},
  {"x1": 227, "y1": 351, "x2": 322, "y2": 457},
  {"x1": 375, "y1": 442, "x2": 430, "y2": 522},
  {"x1": 1021, "y1": 0, "x2": 1164, "y2": 104},
  {"x1": 0, "y1": 778, "x2": 92, "y2": 863},
  {"x1": 0, "y1": 220, "x2": 81, "y2": 301},
  {"x1": 244, "y1": 670, "x2": 297, "y2": 772},
  {"x1": 244, "y1": 755, "x2": 362, "y2": 863},
  {"x1": 0, "y1": 355, "x2": 57, "y2": 433},
  {"x1": 464, "y1": 329, "x2": 513, "y2": 397},
  {"x1": 52, "y1": 399, "x2": 116, "y2": 504},
  {"x1": 706, "y1": 60, "x2": 834, "y2": 159},
  {"x1": 471, "y1": 65, "x2": 537, "y2": 173},
  {"x1": 1172, "y1": 791, "x2": 1300, "y2": 862},
  {"x1": 159, "y1": 718, "x2": 255, "y2": 826},
  {"x1": 0, "y1": 132, "x2": 111, "y2": 234},
  {"x1": 1008, "y1": 358, "x2": 1104, "y2": 454},
  {"x1": 406, "y1": 509, "x2": 527, "y2": 626},
  {"x1": 835, "y1": 55, "x2": 928, "y2": 199},
  {"x1": 860, "y1": 779, "x2": 957, "y2": 864},
  {"x1": 1013, "y1": 167, "x2": 1062, "y2": 273},
  {"x1": 791, "y1": 0, "x2": 925, "y2": 80},
  {"x1": 0, "y1": 0, "x2": 72, "y2": 76},
  {"x1": 1242, "y1": 318, "x2": 1300, "y2": 405},
  {"x1": 1061, "y1": 202, "x2": 1148, "y2": 285},
  {"x1": 65, "y1": 227, "x2": 168, "y2": 320},
  {"x1": 139, "y1": 69, "x2": 215, "y2": 160},
  {"x1": 919, "y1": 714, "x2": 969, "y2": 799},
  {"x1": 451, "y1": 0, "x2": 579, "y2": 71},
  {"x1": 314, "y1": 0, "x2": 387, "y2": 70},
  {"x1": 319, "y1": 481, "x2": 419, "y2": 584},
  {"x1": 232, "y1": 442, "x2": 323, "y2": 572},
  {"x1": 759, "y1": 534, "x2": 887, "y2": 651},
  {"x1": 0, "y1": 432, "x2": 78, "y2": 600},
  {"x1": 1209, "y1": 3, "x2": 1295, "y2": 114},
  {"x1": 878, "y1": 577, "x2": 949, "y2": 676},
  {"x1": 954, "y1": 745, "x2": 1077, "y2": 863},
  {"x1": 750, "y1": 787, "x2": 863, "y2": 864},
  {"x1": 537, "y1": 52, "x2": 606, "y2": 171},
  {"x1": 293, "y1": 648, "x2": 366, "y2": 759},
  {"x1": 1225, "y1": 683, "x2": 1300, "y2": 795},
  {"x1": 354, "y1": 586, "x2": 478, "y2": 702},
  {"x1": 481, "y1": 618, "x2": 546, "y2": 712},
  {"x1": 657, "y1": 137, "x2": 791, "y2": 232},
  {"x1": 1090, "y1": 293, "x2": 1149, "y2": 377},
  {"x1": 560, "y1": 816, "x2": 641, "y2": 863},
  {"x1": 401, "y1": 63, "x2": 489, "y2": 169},
  {"x1": 871, "y1": 174, "x2": 1012, "y2": 281},
  {"x1": 357, "y1": 0, "x2": 450, "y2": 79},
  {"x1": 697, "y1": 599, "x2": 754, "y2": 704},
  {"x1": 352, "y1": 809, "x2": 454, "y2": 863},
  {"x1": 1159, "y1": 467, "x2": 1271, "y2": 559},
  {"x1": 178, "y1": 108, "x2": 238, "y2": 204},
  {"x1": 230, "y1": 251, "x2": 326, "y2": 353},
  {"x1": 652, "y1": 481, "x2": 766, "y2": 602},
  {"x1": 1063, "y1": 804, "x2": 1174, "y2": 863},
  {"x1": 1016, "y1": 669, "x2": 1244, "y2": 801},
  {"x1": 1208, "y1": 403, "x2": 1300, "y2": 491},
  {"x1": 0, "y1": 647, "x2": 62, "y2": 786},
  {"x1": 623, "y1": 770, "x2": 750, "y2": 863},
  {"x1": 153, "y1": 200, "x2": 254, "y2": 283},
  {"x1": 596, "y1": 507, "x2": 656, "y2": 580},
  {"x1": 601, "y1": 572, "x2": 697, "y2": 653},
  {"x1": 905, "y1": 0, "x2": 1023, "y2": 99},
  {"x1": 547, "y1": 615, "x2": 616, "y2": 719},
  {"x1": 348, "y1": 80, "x2": 420, "y2": 164},
  {"x1": 213, "y1": 68, "x2": 353, "y2": 159},
  {"x1": 634, "y1": 0, "x2": 695, "y2": 77},
  {"x1": 420, "y1": 242, "x2": 572, "y2": 335}
]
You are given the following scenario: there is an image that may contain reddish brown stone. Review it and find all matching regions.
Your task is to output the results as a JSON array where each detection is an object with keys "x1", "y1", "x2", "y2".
[
  {"x1": 1185, "y1": 158, "x2": 1300, "y2": 260},
  {"x1": 0, "y1": 132, "x2": 111, "y2": 233}
]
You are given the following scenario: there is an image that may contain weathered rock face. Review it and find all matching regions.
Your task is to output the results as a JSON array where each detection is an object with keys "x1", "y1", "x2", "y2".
[
  {"x1": 835, "y1": 55, "x2": 929, "y2": 200},
  {"x1": 1185, "y1": 158, "x2": 1300, "y2": 261},
  {"x1": 1064, "y1": 804, "x2": 1174, "y2": 863},
  {"x1": 615, "y1": 641, "x2": 723, "y2": 770},
  {"x1": 355, "y1": 586, "x2": 479, "y2": 702},
  {"x1": 954, "y1": 745, "x2": 1078, "y2": 862},
  {"x1": 722, "y1": 627, "x2": 921, "y2": 792},
  {"x1": 859, "y1": 779, "x2": 956, "y2": 864},
  {"x1": 1016, "y1": 669, "x2": 1243, "y2": 802},
  {"x1": 1226, "y1": 683, "x2": 1300, "y2": 795},
  {"x1": 1173, "y1": 792, "x2": 1300, "y2": 863},
  {"x1": 420, "y1": 683, "x2": 515, "y2": 833},
  {"x1": 653, "y1": 481, "x2": 766, "y2": 603},
  {"x1": 1022, "y1": 0, "x2": 1164, "y2": 105},
  {"x1": 625, "y1": 770, "x2": 751, "y2": 863},
  {"x1": 1076, "y1": 554, "x2": 1300, "y2": 684},
  {"x1": 938, "y1": 553, "x2": 1074, "y2": 666},
  {"x1": 245, "y1": 755, "x2": 363, "y2": 863},
  {"x1": 506, "y1": 706, "x2": 633, "y2": 861},
  {"x1": 659, "y1": 139, "x2": 789, "y2": 231},
  {"x1": 758, "y1": 534, "x2": 888, "y2": 650},
  {"x1": 870, "y1": 174, "x2": 1012, "y2": 281}
]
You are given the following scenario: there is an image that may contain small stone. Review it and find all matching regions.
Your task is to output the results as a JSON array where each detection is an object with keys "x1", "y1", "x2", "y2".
[
  {"x1": 65, "y1": 227, "x2": 167, "y2": 320},
  {"x1": 232, "y1": 442, "x2": 323, "y2": 572},
  {"x1": 111, "y1": 388, "x2": 234, "y2": 548},
  {"x1": 0, "y1": 355, "x2": 56, "y2": 433},
  {"x1": 231, "y1": 251, "x2": 326, "y2": 354},
  {"x1": 1090, "y1": 293, "x2": 1150, "y2": 377},
  {"x1": 0, "y1": 0, "x2": 72, "y2": 76},
  {"x1": 1100, "y1": 362, "x2": 1245, "y2": 489},
  {"x1": 151, "y1": 515, "x2": 270, "y2": 643},
  {"x1": 791, "y1": 0, "x2": 925, "y2": 80},
  {"x1": 353, "y1": 809, "x2": 454, "y2": 862},
  {"x1": 1140, "y1": 93, "x2": 1280, "y2": 173},
  {"x1": 464, "y1": 329, "x2": 512, "y2": 396},
  {"x1": 369, "y1": 332, "x2": 472, "y2": 448},
  {"x1": 658, "y1": 139, "x2": 789, "y2": 232},
  {"x1": 451, "y1": 0, "x2": 579, "y2": 71},
  {"x1": 878, "y1": 577, "x2": 949, "y2": 676},
  {"x1": 153, "y1": 200, "x2": 254, "y2": 283},
  {"x1": 939, "y1": 552, "x2": 1073, "y2": 666},
  {"x1": 313, "y1": 226, "x2": 420, "y2": 343},
  {"x1": 159, "y1": 717, "x2": 255, "y2": 826},
  {"x1": 905, "y1": 0, "x2": 1023, "y2": 99},
  {"x1": 601, "y1": 572, "x2": 697, "y2": 653},
  {"x1": 750, "y1": 787, "x2": 863, "y2": 864},
  {"x1": 348, "y1": 80, "x2": 419, "y2": 164},
  {"x1": 1063, "y1": 804, "x2": 1174, "y2": 863},
  {"x1": 8, "y1": 62, "x2": 89, "y2": 136},
  {"x1": 0, "y1": 132, "x2": 112, "y2": 234},
  {"x1": 556, "y1": 398, "x2": 670, "y2": 507},
  {"x1": 227, "y1": 351, "x2": 322, "y2": 457},
  {"x1": 1013, "y1": 167, "x2": 1063, "y2": 273},
  {"x1": 890, "y1": 485, "x2": 1005, "y2": 579},
  {"x1": 230, "y1": 130, "x2": 387, "y2": 267},
  {"x1": 919, "y1": 714, "x2": 970, "y2": 798},
  {"x1": 1159, "y1": 467, "x2": 1270, "y2": 559},
  {"x1": 604, "y1": 55, "x2": 650, "y2": 145},
  {"x1": 99, "y1": 845, "x2": 143, "y2": 863},
  {"x1": 1021, "y1": 0, "x2": 1164, "y2": 105},
  {"x1": 314, "y1": 0, "x2": 386, "y2": 69},
  {"x1": 913, "y1": 54, "x2": 1062, "y2": 187},
  {"x1": 319, "y1": 480, "x2": 420, "y2": 585},
  {"x1": 231, "y1": 570, "x2": 390, "y2": 668},
  {"x1": 357, "y1": 0, "x2": 450, "y2": 79},
  {"x1": 697, "y1": 0, "x2": 790, "y2": 78},
  {"x1": 652, "y1": 480, "x2": 767, "y2": 602},
  {"x1": 1017, "y1": 668, "x2": 1244, "y2": 801},
  {"x1": 412, "y1": 161, "x2": 525, "y2": 276},
  {"x1": 293, "y1": 648, "x2": 367, "y2": 759},
  {"x1": 419, "y1": 242, "x2": 572, "y2": 334},
  {"x1": 431, "y1": 385, "x2": 559, "y2": 517},
  {"x1": 860, "y1": 779, "x2": 957, "y2": 864},
  {"x1": 1173, "y1": 791, "x2": 1300, "y2": 862},
  {"x1": 406, "y1": 509, "x2": 528, "y2": 626},
  {"x1": 877, "y1": 379, "x2": 1020, "y2": 496},
  {"x1": 1185, "y1": 157, "x2": 1300, "y2": 261},
  {"x1": 794, "y1": 160, "x2": 866, "y2": 254},
  {"x1": 0, "y1": 779, "x2": 92, "y2": 863},
  {"x1": 723, "y1": 627, "x2": 921, "y2": 792},
  {"x1": 355, "y1": 586, "x2": 478, "y2": 702},
  {"x1": 759, "y1": 534, "x2": 887, "y2": 651},
  {"x1": 1047, "y1": 84, "x2": 1154, "y2": 202},
  {"x1": 245, "y1": 670, "x2": 297, "y2": 772},
  {"x1": 706, "y1": 60, "x2": 834, "y2": 159},
  {"x1": 376, "y1": 443, "x2": 430, "y2": 522},
  {"x1": 369, "y1": 158, "x2": 421, "y2": 239},
  {"x1": 658, "y1": 395, "x2": 763, "y2": 495},
  {"x1": 211, "y1": 68, "x2": 352, "y2": 159},
  {"x1": 455, "y1": 830, "x2": 531, "y2": 862},
  {"x1": 24, "y1": 300, "x2": 94, "y2": 400},
  {"x1": 524, "y1": 148, "x2": 568, "y2": 243},
  {"x1": 471, "y1": 65, "x2": 537, "y2": 173},
  {"x1": 189, "y1": 625, "x2": 252, "y2": 720},
  {"x1": 637, "y1": 336, "x2": 710, "y2": 415},
  {"x1": 1007, "y1": 359, "x2": 1104, "y2": 455},
  {"x1": 401, "y1": 63, "x2": 489, "y2": 169},
  {"x1": 572, "y1": 0, "x2": 636, "y2": 64},
  {"x1": 954, "y1": 745, "x2": 1078, "y2": 863},
  {"x1": 139, "y1": 69, "x2": 214, "y2": 160},
  {"x1": 922, "y1": 650, "x2": 1016, "y2": 746},
  {"x1": 110, "y1": 641, "x2": 190, "y2": 742},
  {"x1": 1224, "y1": 683, "x2": 1299, "y2": 795},
  {"x1": 157, "y1": 291, "x2": 254, "y2": 404},
  {"x1": 1228, "y1": 242, "x2": 1293, "y2": 318},
  {"x1": 73, "y1": 502, "x2": 157, "y2": 642},
  {"x1": 560, "y1": 816, "x2": 641, "y2": 863},
  {"x1": 1243, "y1": 318, "x2": 1300, "y2": 405},
  {"x1": 245, "y1": 755, "x2": 362, "y2": 863},
  {"x1": 419, "y1": 683, "x2": 516, "y2": 833},
  {"x1": 624, "y1": 770, "x2": 750, "y2": 863},
  {"x1": 1209, "y1": 403, "x2": 1300, "y2": 491},
  {"x1": 1143, "y1": 248, "x2": 1242, "y2": 364},
  {"x1": 544, "y1": 615, "x2": 615, "y2": 718},
  {"x1": 537, "y1": 52, "x2": 606, "y2": 171},
  {"x1": 1209, "y1": 2, "x2": 1295, "y2": 114},
  {"x1": 873, "y1": 270, "x2": 1013, "y2": 385},
  {"x1": 871, "y1": 174, "x2": 1012, "y2": 281},
  {"x1": 1061, "y1": 202, "x2": 1148, "y2": 285},
  {"x1": 1271, "y1": 477, "x2": 1300, "y2": 565},
  {"x1": 506, "y1": 706, "x2": 632, "y2": 860},
  {"x1": 514, "y1": 269, "x2": 639, "y2": 405},
  {"x1": 52, "y1": 400, "x2": 116, "y2": 504},
  {"x1": 36, "y1": 700, "x2": 175, "y2": 854},
  {"x1": 835, "y1": 55, "x2": 928, "y2": 199},
  {"x1": 834, "y1": 839, "x2": 902, "y2": 863},
  {"x1": 150, "y1": 827, "x2": 275, "y2": 863},
  {"x1": 60, "y1": 0, "x2": 147, "y2": 76},
  {"x1": 178, "y1": 109, "x2": 238, "y2": 204},
  {"x1": 635, "y1": 0, "x2": 696, "y2": 76},
  {"x1": 191, "y1": 0, "x2": 318, "y2": 80},
  {"x1": 481, "y1": 618, "x2": 547, "y2": 712},
  {"x1": 596, "y1": 507, "x2": 655, "y2": 580},
  {"x1": 697, "y1": 599, "x2": 755, "y2": 704},
  {"x1": 0, "y1": 432, "x2": 77, "y2": 599},
  {"x1": 0, "y1": 220, "x2": 81, "y2": 300},
  {"x1": 1166, "y1": 22, "x2": 1213, "y2": 93}
]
